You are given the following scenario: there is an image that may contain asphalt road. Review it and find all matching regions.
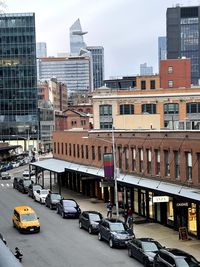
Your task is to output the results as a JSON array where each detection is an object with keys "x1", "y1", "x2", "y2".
[{"x1": 0, "y1": 167, "x2": 142, "y2": 267}]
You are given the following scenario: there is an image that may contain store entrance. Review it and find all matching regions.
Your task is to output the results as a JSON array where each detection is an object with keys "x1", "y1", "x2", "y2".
[{"x1": 176, "y1": 207, "x2": 188, "y2": 229}]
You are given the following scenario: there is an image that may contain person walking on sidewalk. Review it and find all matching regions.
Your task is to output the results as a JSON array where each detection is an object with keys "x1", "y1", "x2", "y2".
[
  {"x1": 127, "y1": 209, "x2": 135, "y2": 233},
  {"x1": 106, "y1": 201, "x2": 113, "y2": 219}
]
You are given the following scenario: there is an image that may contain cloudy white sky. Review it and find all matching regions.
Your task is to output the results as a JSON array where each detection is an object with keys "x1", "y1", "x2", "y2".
[{"x1": 4, "y1": 0, "x2": 200, "y2": 78}]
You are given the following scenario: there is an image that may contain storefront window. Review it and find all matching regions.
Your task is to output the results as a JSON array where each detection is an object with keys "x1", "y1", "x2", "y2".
[
  {"x1": 149, "y1": 192, "x2": 154, "y2": 219},
  {"x1": 134, "y1": 189, "x2": 138, "y2": 213},
  {"x1": 188, "y1": 203, "x2": 197, "y2": 236},
  {"x1": 167, "y1": 197, "x2": 174, "y2": 227}
]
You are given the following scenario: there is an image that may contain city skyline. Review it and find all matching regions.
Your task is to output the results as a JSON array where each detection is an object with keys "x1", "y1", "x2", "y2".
[{"x1": 4, "y1": 0, "x2": 200, "y2": 79}]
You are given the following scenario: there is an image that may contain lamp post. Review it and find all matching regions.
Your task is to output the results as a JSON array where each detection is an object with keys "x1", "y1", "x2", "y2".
[{"x1": 83, "y1": 128, "x2": 119, "y2": 218}]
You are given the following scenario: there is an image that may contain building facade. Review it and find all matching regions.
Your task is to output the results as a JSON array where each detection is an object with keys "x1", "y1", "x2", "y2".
[
  {"x1": 104, "y1": 76, "x2": 136, "y2": 90},
  {"x1": 0, "y1": 13, "x2": 38, "y2": 144},
  {"x1": 86, "y1": 46, "x2": 104, "y2": 89},
  {"x1": 167, "y1": 5, "x2": 200, "y2": 85},
  {"x1": 70, "y1": 19, "x2": 87, "y2": 55},
  {"x1": 36, "y1": 42, "x2": 47, "y2": 58},
  {"x1": 140, "y1": 63, "x2": 153, "y2": 76}
]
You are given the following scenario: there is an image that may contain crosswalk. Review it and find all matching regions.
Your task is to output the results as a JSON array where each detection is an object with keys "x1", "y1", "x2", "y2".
[{"x1": 0, "y1": 183, "x2": 12, "y2": 188}]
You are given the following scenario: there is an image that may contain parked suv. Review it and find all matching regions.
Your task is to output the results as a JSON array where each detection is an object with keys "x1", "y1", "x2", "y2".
[
  {"x1": 18, "y1": 179, "x2": 33, "y2": 194},
  {"x1": 45, "y1": 192, "x2": 62, "y2": 210},
  {"x1": 79, "y1": 211, "x2": 103, "y2": 234},
  {"x1": 98, "y1": 218, "x2": 135, "y2": 248},
  {"x1": 153, "y1": 248, "x2": 200, "y2": 267},
  {"x1": 13, "y1": 177, "x2": 21, "y2": 189},
  {"x1": 56, "y1": 199, "x2": 81, "y2": 218},
  {"x1": 28, "y1": 184, "x2": 43, "y2": 198}
]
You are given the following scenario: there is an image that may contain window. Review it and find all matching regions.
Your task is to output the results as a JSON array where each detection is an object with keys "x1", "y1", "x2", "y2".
[
  {"x1": 98, "y1": 146, "x2": 101, "y2": 161},
  {"x1": 155, "y1": 150, "x2": 160, "y2": 176},
  {"x1": 125, "y1": 147, "x2": 129, "y2": 170},
  {"x1": 147, "y1": 149, "x2": 152, "y2": 174},
  {"x1": 100, "y1": 122, "x2": 112, "y2": 129},
  {"x1": 186, "y1": 102, "x2": 200, "y2": 114},
  {"x1": 139, "y1": 148, "x2": 143, "y2": 173},
  {"x1": 99, "y1": 105, "x2": 112, "y2": 129},
  {"x1": 69, "y1": 144, "x2": 72, "y2": 156},
  {"x1": 57, "y1": 143, "x2": 60, "y2": 154},
  {"x1": 61, "y1": 143, "x2": 63, "y2": 154},
  {"x1": 86, "y1": 145, "x2": 89, "y2": 159},
  {"x1": 142, "y1": 104, "x2": 156, "y2": 114},
  {"x1": 81, "y1": 145, "x2": 84, "y2": 158},
  {"x1": 73, "y1": 144, "x2": 76, "y2": 157},
  {"x1": 141, "y1": 80, "x2": 146, "y2": 90},
  {"x1": 118, "y1": 146, "x2": 122, "y2": 169},
  {"x1": 168, "y1": 80, "x2": 173, "y2": 88},
  {"x1": 77, "y1": 144, "x2": 80, "y2": 158},
  {"x1": 132, "y1": 147, "x2": 136, "y2": 172},
  {"x1": 186, "y1": 152, "x2": 192, "y2": 181},
  {"x1": 164, "y1": 103, "x2": 179, "y2": 114},
  {"x1": 92, "y1": 146, "x2": 95, "y2": 160},
  {"x1": 168, "y1": 66, "x2": 173, "y2": 74},
  {"x1": 164, "y1": 150, "x2": 170, "y2": 176},
  {"x1": 119, "y1": 104, "x2": 134, "y2": 115},
  {"x1": 198, "y1": 153, "x2": 200, "y2": 183},
  {"x1": 65, "y1": 143, "x2": 68, "y2": 155},
  {"x1": 174, "y1": 151, "x2": 180, "y2": 179},
  {"x1": 99, "y1": 105, "x2": 112, "y2": 116},
  {"x1": 150, "y1": 80, "x2": 155, "y2": 89},
  {"x1": 54, "y1": 142, "x2": 56, "y2": 153}
]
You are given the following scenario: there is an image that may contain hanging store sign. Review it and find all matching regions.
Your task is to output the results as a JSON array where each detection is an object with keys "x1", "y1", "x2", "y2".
[
  {"x1": 153, "y1": 196, "x2": 169, "y2": 203},
  {"x1": 103, "y1": 153, "x2": 114, "y2": 180},
  {"x1": 176, "y1": 202, "x2": 189, "y2": 207}
]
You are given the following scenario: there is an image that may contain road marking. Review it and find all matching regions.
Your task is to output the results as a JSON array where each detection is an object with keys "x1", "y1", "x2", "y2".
[{"x1": 1, "y1": 184, "x2": 4, "y2": 187}]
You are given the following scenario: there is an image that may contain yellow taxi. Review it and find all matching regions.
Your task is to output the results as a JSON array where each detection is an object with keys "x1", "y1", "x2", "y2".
[{"x1": 12, "y1": 206, "x2": 40, "y2": 233}]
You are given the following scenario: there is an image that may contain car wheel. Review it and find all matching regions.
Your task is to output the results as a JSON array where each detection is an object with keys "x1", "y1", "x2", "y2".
[
  {"x1": 62, "y1": 212, "x2": 65, "y2": 218},
  {"x1": 88, "y1": 226, "x2": 92, "y2": 234},
  {"x1": 45, "y1": 202, "x2": 48, "y2": 207},
  {"x1": 40, "y1": 198, "x2": 42, "y2": 204},
  {"x1": 79, "y1": 221, "x2": 82, "y2": 229},
  {"x1": 128, "y1": 247, "x2": 132, "y2": 257},
  {"x1": 109, "y1": 238, "x2": 114, "y2": 248},
  {"x1": 143, "y1": 258, "x2": 149, "y2": 267},
  {"x1": 98, "y1": 232, "x2": 102, "y2": 241}
]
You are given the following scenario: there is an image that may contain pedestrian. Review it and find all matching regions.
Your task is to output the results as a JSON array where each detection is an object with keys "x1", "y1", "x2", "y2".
[
  {"x1": 106, "y1": 201, "x2": 113, "y2": 219},
  {"x1": 127, "y1": 212, "x2": 134, "y2": 232},
  {"x1": 38, "y1": 173, "x2": 42, "y2": 184}
]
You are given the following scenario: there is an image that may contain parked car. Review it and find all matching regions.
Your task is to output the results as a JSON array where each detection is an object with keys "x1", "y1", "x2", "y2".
[
  {"x1": 153, "y1": 248, "x2": 200, "y2": 267},
  {"x1": 23, "y1": 169, "x2": 35, "y2": 178},
  {"x1": 0, "y1": 172, "x2": 11, "y2": 180},
  {"x1": 34, "y1": 189, "x2": 50, "y2": 204},
  {"x1": 45, "y1": 192, "x2": 62, "y2": 209},
  {"x1": 56, "y1": 199, "x2": 81, "y2": 218},
  {"x1": 79, "y1": 211, "x2": 103, "y2": 234},
  {"x1": 98, "y1": 218, "x2": 135, "y2": 248},
  {"x1": 12, "y1": 206, "x2": 40, "y2": 233},
  {"x1": 13, "y1": 177, "x2": 21, "y2": 189},
  {"x1": 28, "y1": 184, "x2": 43, "y2": 198},
  {"x1": 17, "y1": 179, "x2": 33, "y2": 194},
  {"x1": 127, "y1": 238, "x2": 163, "y2": 266}
]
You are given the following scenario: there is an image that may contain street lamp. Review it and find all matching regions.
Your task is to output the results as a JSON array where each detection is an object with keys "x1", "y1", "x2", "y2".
[{"x1": 83, "y1": 127, "x2": 119, "y2": 218}]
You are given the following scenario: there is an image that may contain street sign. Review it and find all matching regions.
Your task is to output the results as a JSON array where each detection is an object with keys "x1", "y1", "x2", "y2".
[{"x1": 153, "y1": 196, "x2": 169, "y2": 203}]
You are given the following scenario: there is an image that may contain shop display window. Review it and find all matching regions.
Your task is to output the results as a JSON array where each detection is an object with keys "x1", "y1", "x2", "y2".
[
  {"x1": 188, "y1": 203, "x2": 197, "y2": 236},
  {"x1": 167, "y1": 198, "x2": 174, "y2": 226}
]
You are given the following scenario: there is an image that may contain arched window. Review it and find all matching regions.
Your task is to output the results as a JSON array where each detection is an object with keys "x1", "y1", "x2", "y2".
[
  {"x1": 164, "y1": 103, "x2": 179, "y2": 114},
  {"x1": 119, "y1": 104, "x2": 134, "y2": 115},
  {"x1": 142, "y1": 104, "x2": 156, "y2": 114}
]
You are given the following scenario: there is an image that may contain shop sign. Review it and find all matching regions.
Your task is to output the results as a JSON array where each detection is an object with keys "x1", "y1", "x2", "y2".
[
  {"x1": 176, "y1": 202, "x2": 189, "y2": 207},
  {"x1": 100, "y1": 181, "x2": 114, "y2": 188},
  {"x1": 153, "y1": 196, "x2": 169, "y2": 203}
]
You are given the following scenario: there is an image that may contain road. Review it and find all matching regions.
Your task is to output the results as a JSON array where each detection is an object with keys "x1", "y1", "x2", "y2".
[{"x1": 0, "y1": 166, "x2": 142, "y2": 267}]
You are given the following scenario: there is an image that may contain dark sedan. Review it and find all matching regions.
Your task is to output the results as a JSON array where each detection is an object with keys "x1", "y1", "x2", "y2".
[
  {"x1": 128, "y1": 238, "x2": 163, "y2": 267},
  {"x1": 18, "y1": 179, "x2": 33, "y2": 194},
  {"x1": 56, "y1": 199, "x2": 81, "y2": 219},
  {"x1": 45, "y1": 192, "x2": 62, "y2": 209},
  {"x1": 79, "y1": 211, "x2": 103, "y2": 234}
]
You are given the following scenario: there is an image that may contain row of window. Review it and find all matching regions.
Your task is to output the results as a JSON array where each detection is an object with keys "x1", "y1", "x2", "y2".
[
  {"x1": 54, "y1": 142, "x2": 200, "y2": 181},
  {"x1": 99, "y1": 102, "x2": 200, "y2": 116}
]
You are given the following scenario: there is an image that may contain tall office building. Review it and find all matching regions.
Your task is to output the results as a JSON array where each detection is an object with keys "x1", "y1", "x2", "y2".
[
  {"x1": 70, "y1": 19, "x2": 87, "y2": 55},
  {"x1": 167, "y1": 5, "x2": 200, "y2": 85},
  {"x1": 158, "y1": 36, "x2": 167, "y2": 68},
  {"x1": 0, "y1": 13, "x2": 38, "y2": 142},
  {"x1": 36, "y1": 42, "x2": 47, "y2": 58},
  {"x1": 140, "y1": 63, "x2": 153, "y2": 76},
  {"x1": 86, "y1": 46, "x2": 104, "y2": 89}
]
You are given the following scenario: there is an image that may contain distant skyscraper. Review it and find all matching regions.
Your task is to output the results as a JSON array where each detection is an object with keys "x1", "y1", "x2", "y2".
[
  {"x1": 0, "y1": 13, "x2": 38, "y2": 141},
  {"x1": 158, "y1": 36, "x2": 167, "y2": 68},
  {"x1": 86, "y1": 46, "x2": 104, "y2": 89},
  {"x1": 167, "y1": 5, "x2": 200, "y2": 85},
  {"x1": 140, "y1": 63, "x2": 153, "y2": 76},
  {"x1": 36, "y1": 42, "x2": 47, "y2": 58},
  {"x1": 70, "y1": 19, "x2": 87, "y2": 55}
]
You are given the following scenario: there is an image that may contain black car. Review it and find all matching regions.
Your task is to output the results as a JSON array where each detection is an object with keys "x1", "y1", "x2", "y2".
[
  {"x1": 128, "y1": 238, "x2": 163, "y2": 267},
  {"x1": 45, "y1": 192, "x2": 62, "y2": 209},
  {"x1": 98, "y1": 218, "x2": 135, "y2": 248},
  {"x1": 56, "y1": 199, "x2": 81, "y2": 218},
  {"x1": 79, "y1": 211, "x2": 103, "y2": 234},
  {"x1": 18, "y1": 179, "x2": 33, "y2": 194},
  {"x1": 13, "y1": 177, "x2": 21, "y2": 190},
  {"x1": 153, "y1": 248, "x2": 200, "y2": 267},
  {"x1": 28, "y1": 184, "x2": 43, "y2": 198}
]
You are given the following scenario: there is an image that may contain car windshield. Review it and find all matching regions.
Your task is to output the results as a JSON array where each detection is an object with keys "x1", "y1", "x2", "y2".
[
  {"x1": 110, "y1": 222, "x2": 125, "y2": 232},
  {"x1": 89, "y1": 213, "x2": 101, "y2": 221},
  {"x1": 51, "y1": 194, "x2": 62, "y2": 200},
  {"x1": 20, "y1": 213, "x2": 37, "y2": 221},
  {"x1": 24, "y1": 180, "x2": 32, "y2": 186},
  {"x1": 63, "y1": 200, "x2": 76, "y2": 207},
  {"x1": 142, "y1": 241, "x2": 161, "y2": 252},
  {"x1": 176, "y1": 256, "x2": 200, "y2": 267},
  {"x1": 40, "y1": 190, "x2": 49, "y2": 195}
]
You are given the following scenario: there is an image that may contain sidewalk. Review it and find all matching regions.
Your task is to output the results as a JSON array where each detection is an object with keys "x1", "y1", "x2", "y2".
[{"x1": 52, "y1": 184, "x2": 200, "y2": 261}]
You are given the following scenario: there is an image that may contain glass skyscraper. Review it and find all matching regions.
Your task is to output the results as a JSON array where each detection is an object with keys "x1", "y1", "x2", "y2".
[
  {"x1": 158, "y1": 36, "x2": 167, "y2": 68},
  {"x1": 70, "y1": 19, "x2": 87, "y2": 55},
  {"x1": 167, "y1": 6, "x2": 200, "y2": 85},
  {"x1": 0, "y1": 13, "x2": 38, "y2": 140}
]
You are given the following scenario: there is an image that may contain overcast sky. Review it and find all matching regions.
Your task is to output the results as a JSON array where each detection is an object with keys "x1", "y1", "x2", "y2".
[{"x1": 4, "y1": 0, "x2": 200, "y2": 79}]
